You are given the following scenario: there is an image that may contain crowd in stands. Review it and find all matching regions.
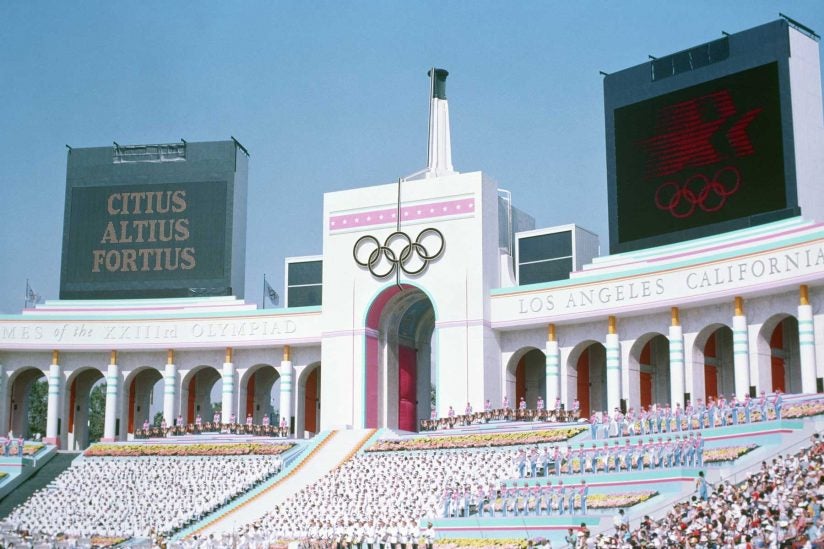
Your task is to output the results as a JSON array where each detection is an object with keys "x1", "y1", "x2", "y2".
[
  {"x1": 1, "y1": 454, "x2": 282, "y2": 541},
  {"x1": 420, "y1": 396, "x2": 581, "y2": 431},
  {"x1": 584, "y1": 433, "x2": 824, "y2": 548},
  {"x1": 133, "y1": 412, "x2": 291, "y2": 439},
  {"x1": 194, "y1": 448, "x2": 519, "y2": 545}
]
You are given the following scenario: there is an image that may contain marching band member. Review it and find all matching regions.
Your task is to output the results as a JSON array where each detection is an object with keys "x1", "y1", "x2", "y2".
[
  {"x1": 695, "y1": 398, "x2": 705, "y2": 429},
  {"x1": 773, "y1": 389, "x2": 784, "y2": 420},
  {"x1": 718, "y1": 394, "x2": 728, "y2": 426},
  {"x1": 758, "y1": 390, "x2": 768, "y2": 421},
  {"x1": 556, "y1": 480, "x2": 567, "y2": 515},
  {"x1": 578, "y1": 480, "x2": 589, "y2": 514},
  {"x1": 744, "y1": 394, "x2": 753, "y2": 423},
  {"x1": 707, "y1": 397, "x2": 717, "y2": 428},
  {"x1": 684, "y1": 400, "x2": 693, "y2": 431},
  {"x1": 589, "y1": 411, "x2": 599, "y2": 439}
]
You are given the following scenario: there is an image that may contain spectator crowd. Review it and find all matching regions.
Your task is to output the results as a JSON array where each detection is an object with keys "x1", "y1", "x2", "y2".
[
  {"x1": 1, "y1": 454, "x2": 282, "y2": 542},
  {"x1": 585, "y1": 433, "x2": 824, "y2": 548}
]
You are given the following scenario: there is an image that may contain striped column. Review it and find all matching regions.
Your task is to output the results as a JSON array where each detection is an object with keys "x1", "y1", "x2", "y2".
[
  {"x1": 545, "y1": 324, "x2": 560, "y2": 405},
  {"x1": 103, "y1": 351, "x2": 119, "y2": 441},
  {"x1": 222, "y1": 348, "x2": 236, "y2": 424},
  {"x1": 163, "y1": 350, "x2": 177, "y2": 425},
  {"x1": 732, "y1": 296, "x2": 751, "y2": 399},
  {"x1": 606, "y1": 316, "x2": 621, "y2": 413},
  {"x1": 45, "y1": 351, "x2": 61, "y2": 447},
  {"x1": 279, "y1": 345, "x2": 293, "y2": 433},
  {"x1": 669, "y1": 307, "x2": 685, "y2": 406},
  {"x1": 798, "y1": 285, "x2": 817, "y2": 394}
]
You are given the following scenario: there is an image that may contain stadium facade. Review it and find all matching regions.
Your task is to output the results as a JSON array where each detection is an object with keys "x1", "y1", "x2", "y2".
[{"x1": 1, "y1": 19, "x2": 823, "y2": 450}]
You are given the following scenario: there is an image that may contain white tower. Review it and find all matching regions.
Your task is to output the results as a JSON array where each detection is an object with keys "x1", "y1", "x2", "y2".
[{"x1": 409, "y1": 68, "x2": 457, "y2": 180}]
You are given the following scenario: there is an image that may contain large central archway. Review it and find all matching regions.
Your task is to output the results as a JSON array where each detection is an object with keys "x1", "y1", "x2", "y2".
[{"x1": 365, "y1": 285, "x2": 435, "y2": 432}]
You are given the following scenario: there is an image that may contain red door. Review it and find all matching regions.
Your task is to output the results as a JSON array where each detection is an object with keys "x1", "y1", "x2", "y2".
[
  {"x1": 577, "y1": 351, "x2": 590, "y2": 417},
  {"x1": 771, "y1": 357, "x2": 786, "y2": 393},
  {"x1": 640, "y1": 372, "x2": 652, "y2": 409},
  {"x1": 515, "y1": 357, "x2": 526, "y2": 405},
  {"x1": 304, "y1": 369, "x2": 318, "y2": 434},
  {"x1": 770, "y1": 323, "x2": 786, "y2": 393},
  {"x1": 704, "y1": 365, "x2": 718, "y2": 400},
  {"x1": 398, "y1": 345, "x2": 417, "y2": 432}
]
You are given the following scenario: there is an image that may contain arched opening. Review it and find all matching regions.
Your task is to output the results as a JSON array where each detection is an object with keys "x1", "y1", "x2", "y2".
[
  {"x1": 702, "y1": 326, "x2": 734, "y2": 400},
  {"x1": 568, "y1": 342, "x2": 607, "y2": 418},
  {"x1": 121, "y1": 367, "x2": 163, "y2": 438},
  {"x1": 505, "y1": 348, "x2": 546, "y2": 410},
  {"x1": 297, "y1": 362, "x2": 321, "y2": 437},
  {"x1": 763, "y1": 316, "x2": 801, "y2": 393},
  {"x1": 64, "y1": 368, "x2": 105, "y2": 450},
  {"x1": 180, "y1": 366, "x2": 223, "y2": 424},
  {"x1": 7, "y1": 367, "x2": 47, "y2": 439},
  {"x1": 632, "y1": 334, "x2": 670, "y2": 408},
  {"x1": 239, "y1": 365, "x2": 280, "y2": 424},
  {"x1": 365, "y1": 284, "x2": 435, "y2": 431}
]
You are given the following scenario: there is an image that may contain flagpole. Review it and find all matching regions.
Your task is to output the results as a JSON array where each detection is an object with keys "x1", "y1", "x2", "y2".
[
  {"x1": 262, "y1": 274, "x2": 266, "y2": 310},
  {"x1": 24, "y1": 278, "x2": 29, "y2": 309}
]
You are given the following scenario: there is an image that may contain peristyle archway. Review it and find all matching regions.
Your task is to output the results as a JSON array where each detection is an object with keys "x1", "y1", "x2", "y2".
[{"x1": 365, "y1": 284, "x2": 435, "y2": 431}]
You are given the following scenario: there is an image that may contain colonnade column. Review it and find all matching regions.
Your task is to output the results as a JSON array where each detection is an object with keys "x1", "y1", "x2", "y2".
[
  {"x1": 669, "y1": 307, "x2": 685, "y2": 406},
  {"x1": 732, "y1": 296, "x2": 751, "y2": 399},
  {"x1": 606, "y1": 316, "x2": 621, "y2": 413},
  {"x1": 545, "y1": 324, "x2": 560, "y2": 405},
  {"x1": 0, "y1": 364, "x2": 5, "y2": 436},
  {"x1": 798, "y1": 285, "x2": 818, "y2": 394},
  {"x1": 163, "y1": 350, "x2": 177, "y2": 426},
  {"x1": 222, "y1": 348, "x2": 236, "y2": 424},
  {"x1": 103, "y1": 351, "x2": 119, "y2": 441},
  {"x1": 45, "y1": 350, "x2": 61, "y2": 447},
  {"x1": 280, "y1": 346, "x2": 293, "y2": 432}
]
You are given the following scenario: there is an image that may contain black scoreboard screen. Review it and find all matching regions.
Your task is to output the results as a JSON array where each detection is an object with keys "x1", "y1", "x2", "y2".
[{"x1": 614, "y1": 62, "x2": 786, "y2": 247}]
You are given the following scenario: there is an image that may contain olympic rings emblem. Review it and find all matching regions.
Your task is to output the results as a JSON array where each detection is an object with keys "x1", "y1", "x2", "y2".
[
  {"x1": 654, "y1": 166, "x2": 741, "y2": 219},
  {"x1": 353, "y1": 227, "x2": 445, "y2": 279}
]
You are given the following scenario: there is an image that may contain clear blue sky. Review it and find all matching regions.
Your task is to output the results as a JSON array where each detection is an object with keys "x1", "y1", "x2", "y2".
[{"x1": 1, "y1": 2, "x2": 822, "y2": 313}]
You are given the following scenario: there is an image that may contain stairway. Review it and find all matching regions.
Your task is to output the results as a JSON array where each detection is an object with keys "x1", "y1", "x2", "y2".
[
  {"x1": 0, "y1": 452, "x2": 79, "y2": 518},
  {"x1": 192, "y1": 429, "x2": 374, "y2": 538}
]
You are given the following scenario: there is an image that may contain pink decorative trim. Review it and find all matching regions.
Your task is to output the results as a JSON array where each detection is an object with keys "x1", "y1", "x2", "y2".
[
  {"x1": 329, "y1": 198, "x2": 475, "y2": 231},
  {"x1": 28, "y1": 303, "x2": 253, "y2": 313}
]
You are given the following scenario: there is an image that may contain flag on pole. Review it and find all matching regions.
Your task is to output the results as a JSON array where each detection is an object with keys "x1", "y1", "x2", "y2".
[
  {"x1": 25, "y1": 279, "x2": 41, "y2": 307},
  {"x1": 264, "y1": 277, "x2": 279, "y2": 307}
]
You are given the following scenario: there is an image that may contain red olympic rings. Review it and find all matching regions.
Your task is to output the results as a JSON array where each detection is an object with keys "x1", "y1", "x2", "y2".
[{"x1": 654, "y1": 166, "x2": 741, "y2": 219}]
